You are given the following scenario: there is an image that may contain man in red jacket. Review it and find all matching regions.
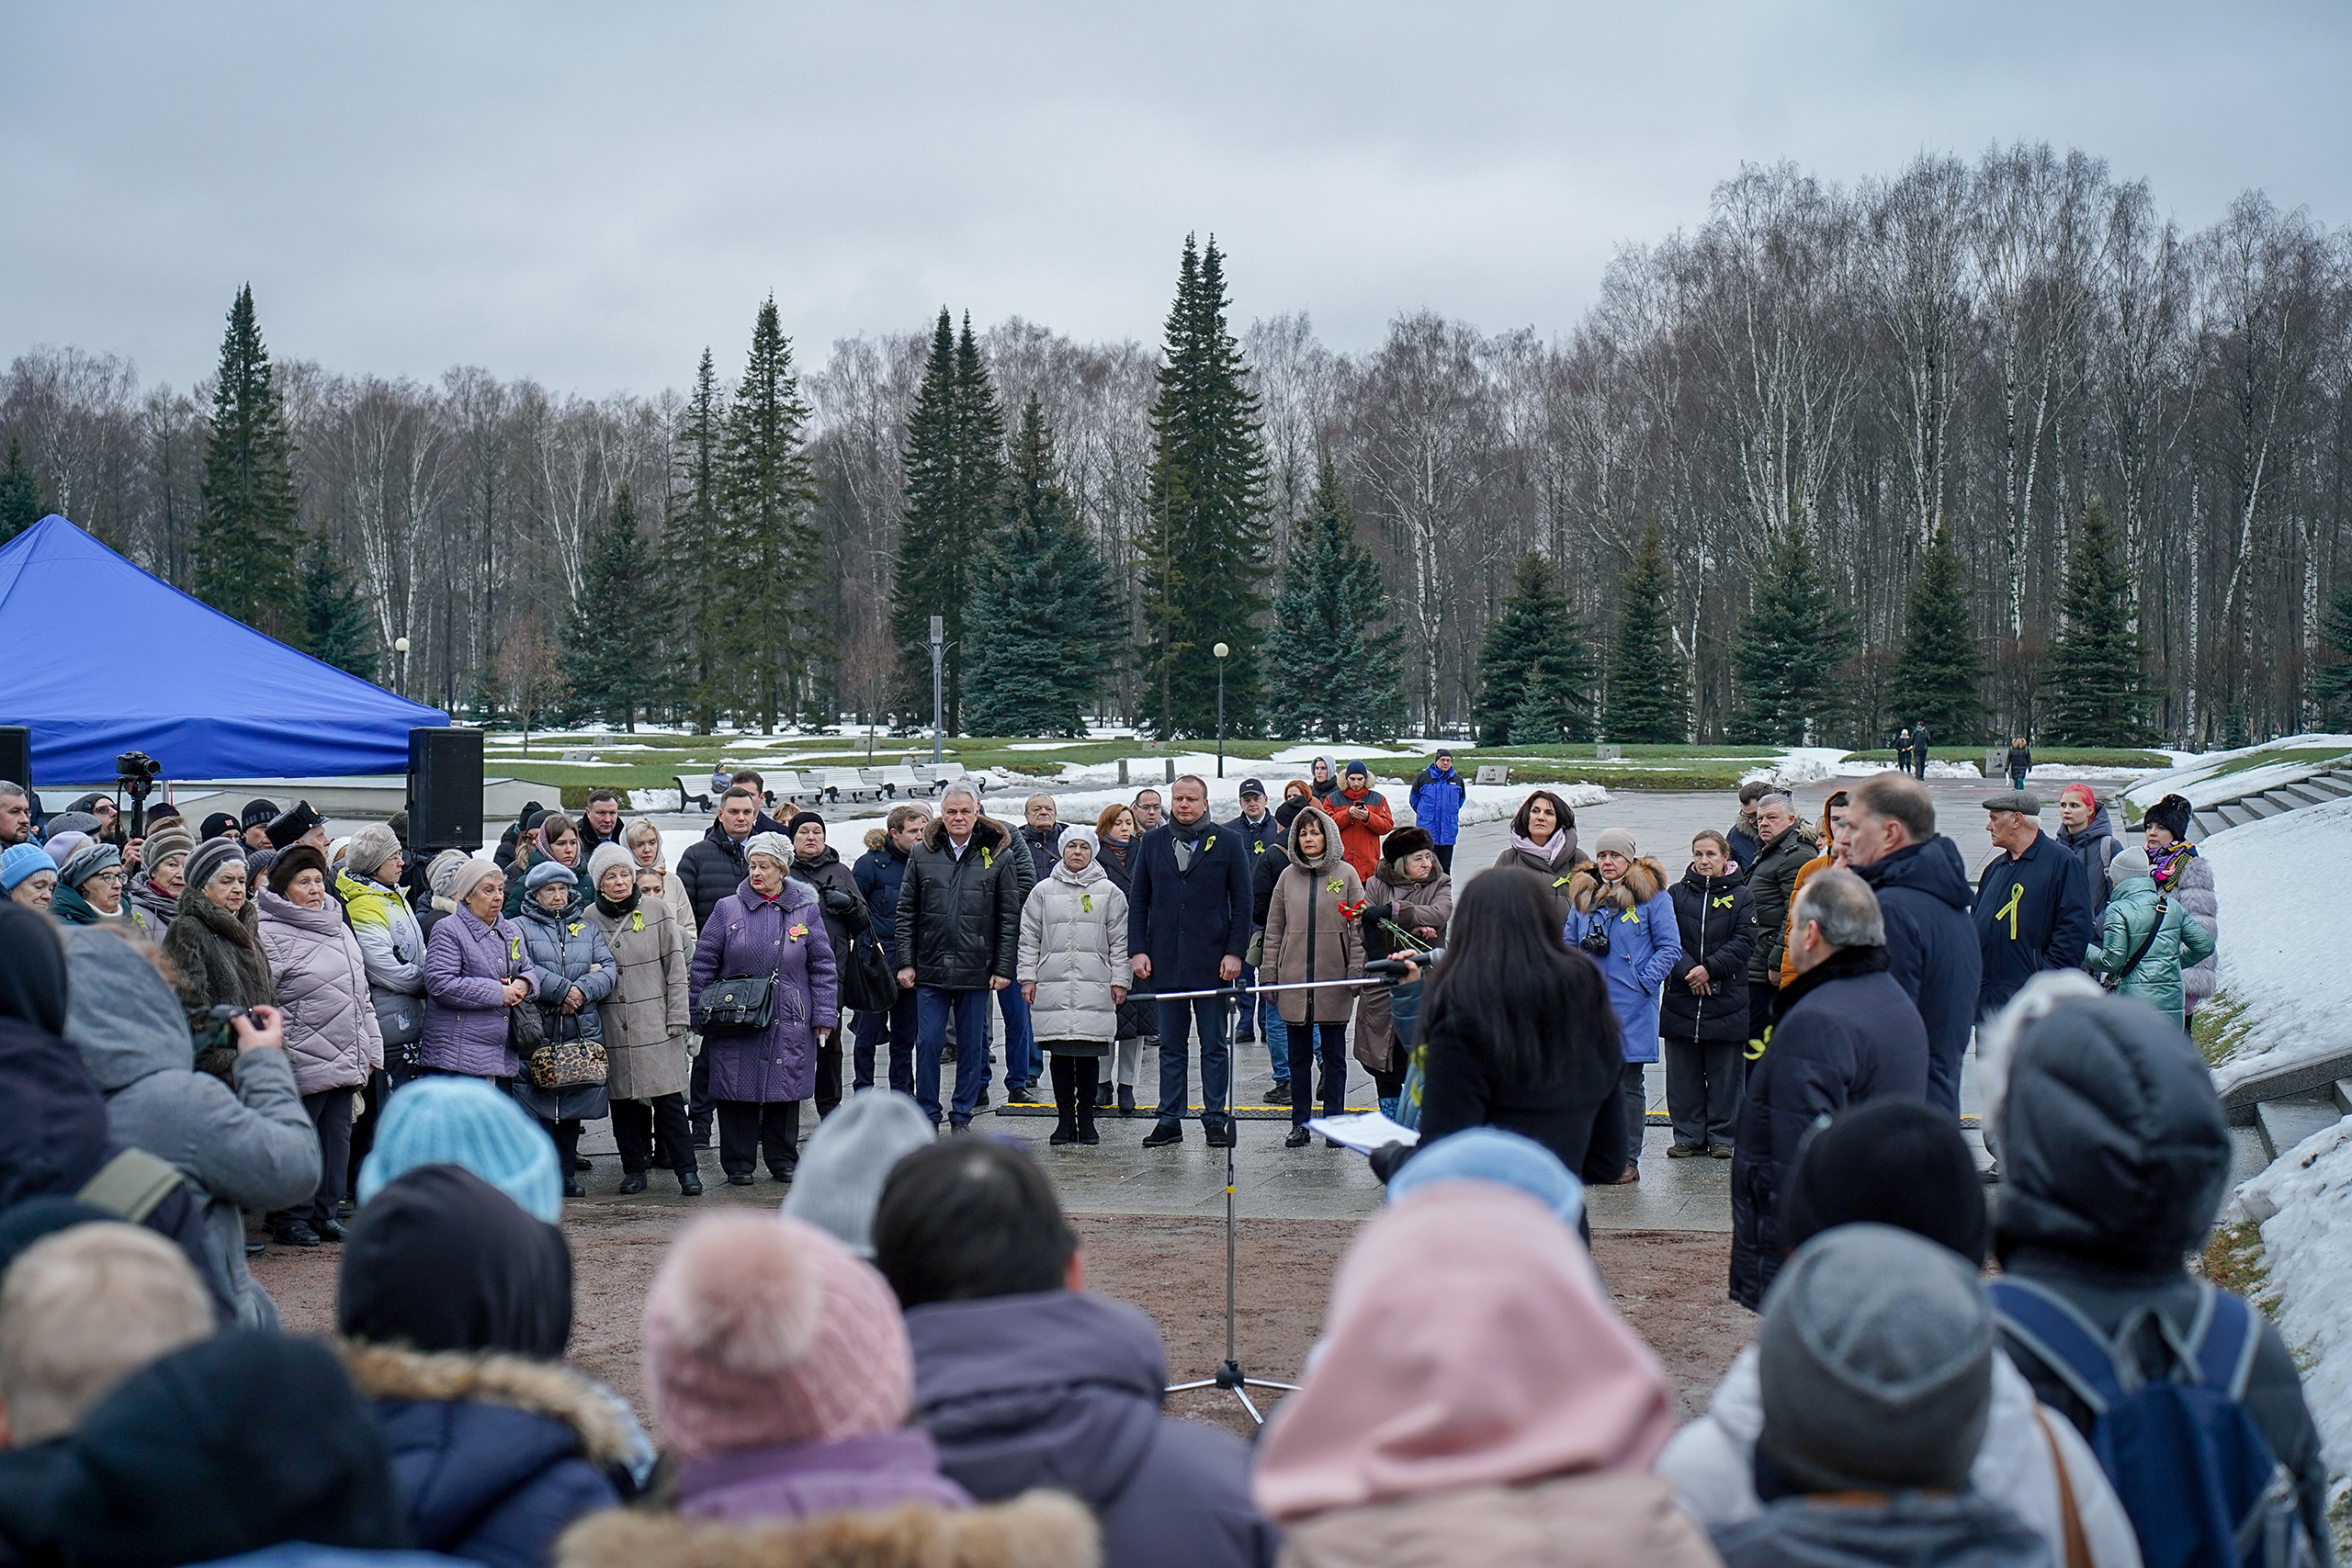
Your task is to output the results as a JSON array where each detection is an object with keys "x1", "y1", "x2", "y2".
[{"x1": 1329, "y1": 761, "x2": 1394, "y2": 883}]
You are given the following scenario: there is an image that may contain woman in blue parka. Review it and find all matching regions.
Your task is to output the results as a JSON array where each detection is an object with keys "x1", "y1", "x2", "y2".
[
  {"x1": 1561, "y1": 826, "x2": 1681, "y2": 1184},
  {"x1": 513, "y1": 859, "x2": 616, "y2": 1198}
]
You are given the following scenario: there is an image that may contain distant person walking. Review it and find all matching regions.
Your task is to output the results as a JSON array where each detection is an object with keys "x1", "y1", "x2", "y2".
[
  {"x1": 2005, "y1": 736, "x2": 2032, "y2": 791},
  {"x1": 1909, "y1": 720, "x2": 1932, "y2": 778},
  {"x1": 1894, "y1": 728, "x2": 1913, "y2": 777},
  {"x1": 1129, "y1": 775, "x2": 1253, "y2": 1149},
  {"x1": 1408, "y1": 749, "x2": 1467, "y2": 873}
]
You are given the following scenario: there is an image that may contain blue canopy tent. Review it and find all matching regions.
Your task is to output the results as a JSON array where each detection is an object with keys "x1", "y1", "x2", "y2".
[{"x1": 0, "y1": 514, "x2": 447, "y2": 783}]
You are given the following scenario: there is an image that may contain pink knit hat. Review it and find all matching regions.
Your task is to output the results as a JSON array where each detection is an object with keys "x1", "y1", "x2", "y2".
[{"x1": 642, "y1": 1212, "x2": 913, "y2": 1456}]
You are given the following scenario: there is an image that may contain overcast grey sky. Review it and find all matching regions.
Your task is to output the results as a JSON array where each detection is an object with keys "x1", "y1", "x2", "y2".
[{"x1": 6, "y1": 2, "x2": 2349, "y2": 396}]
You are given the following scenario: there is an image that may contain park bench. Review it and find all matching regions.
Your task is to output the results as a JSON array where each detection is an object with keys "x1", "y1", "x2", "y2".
[
  {"x1": 865, "y1": 765, "x2": 929, "y2": 797},
  {"x1": 817, "y1": 767, "x2": 882, "y2": 804},
  {"x1": 674, "y1": 774, "x2": 717, "y2": 811}
]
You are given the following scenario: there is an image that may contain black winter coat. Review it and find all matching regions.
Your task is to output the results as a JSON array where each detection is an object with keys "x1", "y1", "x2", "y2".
[
  {"x1": 1126, "y1": 821, "x2": 1255, "y2": 993},
  {"x1": 677, "y1": 821, "x2": 750, "y2": 932},
  {"x1": 1019, "y1": 822, "x2": 1066, "y2": 886},
  {"x1": 854, "y1": 840, "x2": 910, "y2": 947},
  {"x1": 895, "y1": 818, "x2": 1025, "y2": 990},
  {"x1": 1225, "y1": 809, "x2": 1283, "y2": 908},
  {"x1": 1973, "y1": 830, "x2": 2094, "y2": 1019},
  {"x1": 790, "y1": 846, "x2": 870, "y2": 969},
  {"x1": 1728, "y1": 947, "x2": 1929, "y2": 1310},
  {"x1": 1414, "y1": 986, "x2": 1626, "y2": 1189},
  {"x1": 908, "y1": 1290, "x2": 1278, "y2": 1568},
  {"x1": 1853, "y1": 837, "x2": 1981, "y2": 1098},
  {"x1": 2057, "y1": 807, "x2": 2123, "y2": 923},
  {"x1": 1745, "y1": 826, "x2": 1814, "y2": 986},
  {"x1": 1660, "y1": 867, "x2": 1756, "y2": 1045}
]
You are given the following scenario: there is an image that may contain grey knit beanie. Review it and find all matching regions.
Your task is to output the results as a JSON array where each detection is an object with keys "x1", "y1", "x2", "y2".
[
  {"x1": 1756, "y1": 1223, "x2": 1994, "y2": 1495},
  {"x1": 345, "y1": 822, "x2": 403, "y2": 883},
  {"x1": 184, "y1": 839, "x2": 245, "y2": 897},
  {"x1": 780, "y1": 1092, "x2": 937, "y2": 1257}
]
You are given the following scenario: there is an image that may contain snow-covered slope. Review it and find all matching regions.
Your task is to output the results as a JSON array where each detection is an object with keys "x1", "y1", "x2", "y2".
[{"x1": 2203, "y1": 795, "x2": 2352, "y2": 1099}]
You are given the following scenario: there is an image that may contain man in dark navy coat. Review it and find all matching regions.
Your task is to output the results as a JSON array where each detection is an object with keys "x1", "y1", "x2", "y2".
[
  {"x1": 1972, "y1": 791, "x2": 2094, "y2": 1021},
  {"x1": 1128, "y1": 775, "x2": 1255, "y2": 1149},
  {"x1": 1847, "y1": 773, "x2": 1983, "y2": 1115}
]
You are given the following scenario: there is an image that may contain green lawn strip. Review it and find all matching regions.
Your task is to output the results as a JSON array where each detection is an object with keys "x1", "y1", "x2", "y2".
[{"x1": 2195, "y1": 744, "x2": 2352, "y2": 784}]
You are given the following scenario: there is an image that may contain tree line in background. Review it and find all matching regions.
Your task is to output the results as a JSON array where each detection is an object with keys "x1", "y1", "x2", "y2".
[{"x1": 7, "y1": 140, "x2": 2352, "y2": 747}]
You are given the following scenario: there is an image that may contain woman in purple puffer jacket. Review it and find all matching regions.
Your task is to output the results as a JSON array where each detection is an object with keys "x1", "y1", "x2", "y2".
[
  {"x1": 689, "y1": 832, "x2": 839, "y2": 1189},
  {"x1": 421, "y1": 858, "x2": 539, "y2": 1081}
]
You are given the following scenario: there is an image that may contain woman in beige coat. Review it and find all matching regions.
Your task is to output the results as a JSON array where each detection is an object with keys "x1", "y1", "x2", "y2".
[
  {"x1": 1355, "y1": 826, "x2": 1452, "y2": 1108},
  {"x1": 582, "y1": 844, "x2": 699, "y2": 1197},
  {"x1": 1262, "y1": 806, "x2": 1363, "y2": 1146}
]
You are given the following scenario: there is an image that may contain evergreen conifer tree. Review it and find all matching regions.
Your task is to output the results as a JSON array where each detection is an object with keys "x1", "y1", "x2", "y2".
[
  {"x1": 1886, "y1": 525, "x2": 1984, "y2": 744},
  {"x1": 567, "y1": 483, "x2": 672, "y2": 731},
  {"x1": 0, "y1": 437, "x2": 43, "y2": 545},
  {"x1": 962, "y1": 396, "x2": 1114, "y2": 737},
  {"x1": 1263, "y1": 457, "x2": 1405, "y2": 741},
  {"x1": 1474, "y1": 554, "x2": 1595, "y2": 746},
  {"x1": 664, "y1": 349, "x2": 728, "y2": 731},
  {"x1": 298, "y1": 542, "x2": 378, "y2": 682},
  {"x1": 1602, "y1": 524, "x2": 1686, "y2": 742},
  {"x1": 2041, "y1": 502, "x2": 2152, "y2": 745},
  {"x1": 1730, "y1": 525, "x2": 1855, "y2": 745},
  {"x1": 2310, "y1": 580, "x2": 2352, "y2": 728},
  {"x1": 718, "y1": 299, "x2": 822, "y2": 732},
  {"x1": 1136, "y1": 237, "x2": 1270, "y2": 739},
  {"x1": 890, "y1": 310, "x2": 1006, "y2": 733},
  {"x1": 193, "y1": 285, "x2": 301, "y2": 636}
]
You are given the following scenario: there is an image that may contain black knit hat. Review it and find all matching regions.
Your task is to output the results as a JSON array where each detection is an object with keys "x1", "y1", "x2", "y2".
[
  {"x1": 240, "y1": 798, "x2": 280, "y2": 830},
  {"x1": 199, "y1": 812, "x2": 241, "y2": 842},
  {"x1": 265, "y1": 800, "x2": 324, "y2": 850},
  {"x1": 2143, "y1": 793, "x2": 2193, "y2": 841},
  {"x1": 786, "y1": 811, "x2": 827, "y2": 839},
  {"x1": 1778, "y1": 1099, "x2": 1987, "y2": 1268}
]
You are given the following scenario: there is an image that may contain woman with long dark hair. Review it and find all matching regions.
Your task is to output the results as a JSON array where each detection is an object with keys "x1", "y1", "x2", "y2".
[
  {"x1": 1491, "y1": 790, "x2": 1584, "y2": 924},
  {"x1": 1407, "y1": 867, "x2": 1624, "y2": 1192}
]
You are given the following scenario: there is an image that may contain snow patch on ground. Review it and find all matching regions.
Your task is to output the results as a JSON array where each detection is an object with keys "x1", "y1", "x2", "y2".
[
  {"x1": 2234, "y1": 1122, "x2": 2352, "y2": 1492},
  {"x1": 2204, "y1": 795, "x2": 2352, "y2": 1099},
  {"x1": 1829, "y1": 759, "x2": 1987, "y2": 781},
  {"x1": 2123, "y1": 735, "x2": 2352, "y2": 810}
]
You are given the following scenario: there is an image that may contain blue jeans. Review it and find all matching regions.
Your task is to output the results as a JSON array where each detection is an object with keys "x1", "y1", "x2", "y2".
[
  {"x1": 997, "y1": 982, "x2": 1035, "y2": 1092},
  {"x1": 1241, "y1": 963, "x2": 1287, "y2": 1085},
  {"x1": 915, "y1": 987, "x2": 993, "y2": 1125},
  {"x1": 854, "y1": 987, "x2": 918, "y2": 1094},
  {"x1": 1154, "y1": 995, "x2": 1231, "y2": 1134}
]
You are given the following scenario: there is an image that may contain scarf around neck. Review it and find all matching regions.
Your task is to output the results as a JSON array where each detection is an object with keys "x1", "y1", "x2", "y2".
[
  {"x1": 1511, "y1": 830, "x2": 1568, "y2": 865},
  {"x1": 594, "y1": 886, "x2": 642, "y2": 919}
]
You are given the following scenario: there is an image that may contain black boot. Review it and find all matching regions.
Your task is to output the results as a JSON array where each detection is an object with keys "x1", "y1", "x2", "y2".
[{"x1": 1117, "y1": 1084, "x2": 1136, "y2": 1117}]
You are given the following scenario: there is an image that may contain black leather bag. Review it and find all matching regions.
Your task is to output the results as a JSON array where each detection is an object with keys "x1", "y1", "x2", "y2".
[
  {"x1": 841, "y1": 932, "x2": 896, "y2": 1014},
  {"x1": 694, "y1": 974, "x2": 775, "y2": 1035},
  {"x1": 505, "y1": 945, "x2": 546, "y2": 1051}
]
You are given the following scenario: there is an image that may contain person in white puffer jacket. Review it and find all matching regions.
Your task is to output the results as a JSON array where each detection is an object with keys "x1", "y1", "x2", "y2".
[
  {"x1": 1018, "y1": 827, "x2": 1128, "y2": 1149},
  {"x1": 1657, "y1": 1098, "x2": 2142, "y2": 1568},
  {"x1": 255, "y1": 842, "x2": 384, "y2": 1248}
]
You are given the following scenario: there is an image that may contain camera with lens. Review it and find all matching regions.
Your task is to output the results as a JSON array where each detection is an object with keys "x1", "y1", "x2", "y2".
[
  {"x1": 202, "y1": 1003, "x2": 255, "y2": 1049},
  {"x1": 1577, "y1": 922, "x2": 1612, "y2": 957},
  {"x1": 116, "y1": 751, "x2": 162, "y2": 784}
]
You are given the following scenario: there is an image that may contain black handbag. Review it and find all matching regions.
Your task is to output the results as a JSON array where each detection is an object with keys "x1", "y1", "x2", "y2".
[
  {"x1": 841, "y1": 932, "x2": 896, "y2": 1014},
  {"x1": 694, "y1": 974, "x2": 775, "y2": 1035},
  {"x1": 504, "y1": 945, "x2": 546, "y2": 1050}
]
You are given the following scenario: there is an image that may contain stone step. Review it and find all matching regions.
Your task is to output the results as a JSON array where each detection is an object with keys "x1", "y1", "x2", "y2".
[
  {"x1": 2236, "y1": 795, "x2": 2284, "y2": 819},
  {"x1": 2335, "y1": 1079, "x2": 2352, "y2": 1116},
  {"x1": 2304, "y1": 773, "x2": 2352, "y2": 800},
  {"x1": 2268, "y1": 781, "x2": 2334, "y2": 808},
  {"x1": 2256, "y1": 1096, "x2": 2345, "y2": 1163},
  {"x1": 2209, "y1": 803, "x2": 2253, "y2": 831}
]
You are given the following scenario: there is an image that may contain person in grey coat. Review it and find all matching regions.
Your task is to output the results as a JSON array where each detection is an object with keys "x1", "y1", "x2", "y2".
[
  {"x1": 1709, "y1": 1224, "x2": 2046, "y2": 1568},
  {"x1": 513, "y1": 859, "x2": 616, "y2": 1197},
  {"x1": 1019, "y1": 827, "x2": 1129, "y2": 1146},
  {"x1": 60, "y1": 925, "x2": 320, "y2": 1328}
]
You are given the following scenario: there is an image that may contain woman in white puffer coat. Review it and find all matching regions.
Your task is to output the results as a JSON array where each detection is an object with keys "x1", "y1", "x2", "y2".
[{"x1": 1018, "y1": 827, "x2": 1128, "y2": 1149}]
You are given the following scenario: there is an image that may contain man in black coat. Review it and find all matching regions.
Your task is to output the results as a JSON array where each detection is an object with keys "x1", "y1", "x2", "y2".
[
  {"x1": 676, "y1": 787, "x2": 761, "y2": 1146},
  {"x1": 895, "y1": 784, "x2": 1025, "y2": 1130},
  {"x1": 1972, "y1": 791, "x2": 2094, "y2": 1021},
  {"x1": 851, "y1": 804, "x2": 927, "y2": 1095},
  {"x1": 1990, "y1": 985, "x2": 2331, "y2": 1553},
  {"x1": 1729, "y1": 869, "x2": 1929, "y2": 1310},
  {"x1": 1847, "y1": 773, "x2": 1983, "y2": 1115},
  {"x1": 1742, "y1": 792, "x2": 1813, "y2": 1044},
  {"x1": 1128, "y1": 775, "x2": 1254, "y2": 1148},
  {"x1": 1909, "y1": 720, "x2": 1932, "y2": 778},
  {"x1": 1659, "y1": 830, "x2": 1756, "y2": 1157}
]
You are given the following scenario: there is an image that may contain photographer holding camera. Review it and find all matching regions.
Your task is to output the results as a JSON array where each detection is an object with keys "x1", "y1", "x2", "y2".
[
  {"x1": 786, "y1": 812, "x2": 867, "y2": 1121},
  {"x1": 1561, "y1": 828, "x2": 1680, "y2": 1185}
]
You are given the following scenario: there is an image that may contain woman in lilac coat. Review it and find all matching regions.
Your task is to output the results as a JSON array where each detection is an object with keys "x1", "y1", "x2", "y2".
[
  {"x1": 421, "y1": 858, "x2": 539, "y2": 1082},
  {"x1": 690, "y1": 832, "x2": 839, "y2": 1188}
]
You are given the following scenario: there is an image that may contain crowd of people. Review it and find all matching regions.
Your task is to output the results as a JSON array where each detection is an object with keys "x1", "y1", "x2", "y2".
[{"x1": 0, "y1": 750, "x2": 2290, "y2": 1568}]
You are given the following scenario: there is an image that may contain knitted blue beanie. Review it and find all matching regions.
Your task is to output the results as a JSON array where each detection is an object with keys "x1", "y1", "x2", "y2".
[
  {"x1": 1386, "y1": 1126, "x2": 1585, "y2": 1230},
  {"x1": 1, "y1": 842, "x2": 53, "y2": 891},
  {"x1": 356, "y1": 1077, "x2": 563, "y2": 1223}
]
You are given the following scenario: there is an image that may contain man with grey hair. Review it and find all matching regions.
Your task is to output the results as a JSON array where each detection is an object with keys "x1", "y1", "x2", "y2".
[
  {"x1": 1743, "y1": 789, "x2": 1813, "y2": 1046},
  {"x1": 0, "y1": 1222, "x2": 215, "y2": 1450},
  {"x1": 1728, "y1": 867, "x2": 1929, "y2": 1310},
  {"x1": 896, "y1": 783, "x2": 1026, "y2": 1130},
  {"x1": 0, "y1": 782, "x2": 31, "y2": 848}
]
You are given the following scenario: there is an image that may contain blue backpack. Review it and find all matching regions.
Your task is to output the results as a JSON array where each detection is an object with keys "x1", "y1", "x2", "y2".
[{"x1": 1990, "y1": 1277, "x2": 2315, "y2": 1568}]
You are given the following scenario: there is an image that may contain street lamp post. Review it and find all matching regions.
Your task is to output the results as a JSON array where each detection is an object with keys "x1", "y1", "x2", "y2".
[
  {"x1": 929, "y1": 615, "x2": 945, "y2": 766},
  {"x1": 393, "y1": 636, "x2": 410, "y2": 696},
  {"x1": 1213, "y1": 642, "x2": 1229, "y2": 779}
]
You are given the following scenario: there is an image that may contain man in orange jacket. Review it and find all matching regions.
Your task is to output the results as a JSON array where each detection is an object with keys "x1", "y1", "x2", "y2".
[{"x1": 1329, "y1": 761, "x2": 1394, "y2": 882}]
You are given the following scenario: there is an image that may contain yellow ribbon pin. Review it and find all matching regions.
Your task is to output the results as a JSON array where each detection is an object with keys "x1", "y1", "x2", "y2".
[{"x1": 1995, "y1": 883, "x2": 2024, "y2": 941}]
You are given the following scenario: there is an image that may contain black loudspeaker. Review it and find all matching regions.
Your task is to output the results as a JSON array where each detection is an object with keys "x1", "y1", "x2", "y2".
[
  {"x1": 408, "y1": 727, "x2": 483, "y2": 853},
  {"x1": 0, "y1": 728, "x2": 27, "y2": 792}
]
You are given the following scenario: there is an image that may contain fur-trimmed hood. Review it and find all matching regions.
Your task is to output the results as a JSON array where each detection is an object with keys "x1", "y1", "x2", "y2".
[
  {"x1": 339, "y1": 1339, "x2": 638, "y2": 1470},
  {"x1": 557, "y1": 1488, "x2": 1100, "y2": 1568},
  {"x1": 1567, "y1": 855, "x2": 1667, "y2": 914},
  {"x1": 922, "y1": 815, "x2": 1013, "y2": 858}
]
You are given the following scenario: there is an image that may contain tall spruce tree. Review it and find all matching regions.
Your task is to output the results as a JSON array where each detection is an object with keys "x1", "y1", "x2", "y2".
[
  {"x1": 1730, "y1": 524, "x2": 1855, "y2": 745},
  {"x1": 1474, "y1": 554, "x2": 1596, "y2": 745},
  {"x1": 889, "y1": 310, "x2": 1006, "y2": 733},
  {"x1": 2310, "y1": 579, "x2": 2352, "y2": 728},
  {"x1": 962, "y1": 396, "x2": 1114, "y2": 737},
  {"x1": 567, "y1": 483, "x2": 673, "y2": 731},
  {"x1": 664, "y1": 350, "x2": 728, "y2": 731},
  {"x1": 193, "y1": 285, "x2": 301, "y2": 636},
  {"x1": 1886, "y1": 525, "x2": 1984, "y2": 743},
  {"x1": 298, "y1": 543, "x2": 378, "y2": 682},
  {"x1": 1136, "y1": 237, "x2": 1270, "y2": 739},
  {"x1": 2041, "y1": 502, "x2": 2151, "y2": 745},
  {"x1": 0, "y1": 437, "x2": 43, "y2": 545},
  {"x1": 718, "y1": 298, "x2": 822, "y2": 732},
  {"x1": 1603, "y1": 525, "x2": 1686, "y2": 742},
  {"x1": 1264, "y1": 457, "x2": 1405, "y2": 741}
]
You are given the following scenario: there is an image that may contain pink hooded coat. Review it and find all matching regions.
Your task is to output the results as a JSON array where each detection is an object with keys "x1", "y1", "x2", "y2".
[{"x1": 1252, "y1": 1183, "x2": 1719, "y2": 1568}]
